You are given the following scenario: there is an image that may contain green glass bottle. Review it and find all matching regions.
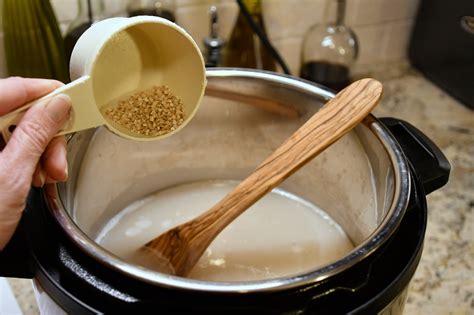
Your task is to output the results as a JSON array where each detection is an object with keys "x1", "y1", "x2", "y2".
[
  {"x1": 2, "y1": 0, "x2": 69, "y2": 82},
  {"x1": 223, "y1": 0, "x2": 276, "y2": 71}
]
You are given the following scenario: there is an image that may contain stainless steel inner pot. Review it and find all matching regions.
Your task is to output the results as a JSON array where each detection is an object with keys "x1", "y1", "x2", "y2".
[{"x1": 49, "y1": 69, "x2": 410, "y2": 293}]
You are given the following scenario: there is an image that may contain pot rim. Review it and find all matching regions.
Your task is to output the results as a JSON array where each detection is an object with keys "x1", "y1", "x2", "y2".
[{"x1": 49, "y1": 69, "x2": 411, "y2": 293}]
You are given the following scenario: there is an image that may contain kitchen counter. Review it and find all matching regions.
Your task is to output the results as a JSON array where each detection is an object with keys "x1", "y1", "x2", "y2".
[
  {"x1": 367, "y1": 64, "x2": 473, "y2": 315},
  {"x1": 6, "y1": 64, "x2": 474, "y2": 314}
]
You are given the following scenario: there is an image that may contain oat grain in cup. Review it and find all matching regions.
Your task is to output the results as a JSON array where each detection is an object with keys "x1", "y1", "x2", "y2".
[{"x1": 105, "y1": 85, "x2": 185, "y2": 137}]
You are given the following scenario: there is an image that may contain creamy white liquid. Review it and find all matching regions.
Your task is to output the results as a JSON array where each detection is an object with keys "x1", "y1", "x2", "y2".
[{"x1": 96, "y1": 180, "x2": 354, "y2": 282}]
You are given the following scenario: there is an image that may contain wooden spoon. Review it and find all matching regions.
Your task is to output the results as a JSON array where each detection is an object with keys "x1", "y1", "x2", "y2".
[{"x1": 144, "y1": 78, "x2": 383, "y2": 276}]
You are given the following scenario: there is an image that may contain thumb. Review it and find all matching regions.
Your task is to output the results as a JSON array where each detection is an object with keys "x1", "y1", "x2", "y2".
[{"x1": 1, "y1": 94, "x2": 71, "y2": 181}]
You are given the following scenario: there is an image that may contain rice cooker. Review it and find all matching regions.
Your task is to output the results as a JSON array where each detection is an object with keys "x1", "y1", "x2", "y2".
[{"x1": 0, "y1": 69, "x2": 450, "y2": 314}]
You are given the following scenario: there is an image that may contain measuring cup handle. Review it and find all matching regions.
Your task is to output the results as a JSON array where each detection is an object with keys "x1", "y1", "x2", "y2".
[{"x1": 0, "y1": 76, "x2": 102, "y2": 142}]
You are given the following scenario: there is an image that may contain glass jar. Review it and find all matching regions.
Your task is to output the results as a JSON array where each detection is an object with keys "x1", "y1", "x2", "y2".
[
  {"x1": 126, "y1": 0, "x2": 176, "y2": 22},
  {"x1": 300, "y1": 0, "x2": 358, "y2": 91}
]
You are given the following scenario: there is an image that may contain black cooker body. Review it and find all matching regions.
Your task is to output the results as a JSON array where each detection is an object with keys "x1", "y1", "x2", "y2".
[{"x1": 0, "y1": 118, "x2": 450, "y2": 314}]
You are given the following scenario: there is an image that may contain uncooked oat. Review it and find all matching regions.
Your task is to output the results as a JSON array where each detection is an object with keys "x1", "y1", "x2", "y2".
[{"x1": 105, "y1": 85, "x2": 185, "y2": 136}]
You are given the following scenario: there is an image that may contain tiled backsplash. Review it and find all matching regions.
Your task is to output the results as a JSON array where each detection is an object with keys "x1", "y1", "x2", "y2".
[{"x1": 0, "y1": 0, "x2": 420, "y2": 78}]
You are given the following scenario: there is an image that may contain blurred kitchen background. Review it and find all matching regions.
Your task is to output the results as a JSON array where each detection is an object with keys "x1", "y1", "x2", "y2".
[
  {"x1": 0, "y1": 1, "x2": 472, "y2": 314},
  {"x1": 0, "y1": 0, "x2": 419, "y2": 78}
]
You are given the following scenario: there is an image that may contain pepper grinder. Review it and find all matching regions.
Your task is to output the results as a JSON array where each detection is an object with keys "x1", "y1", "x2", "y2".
[
  {"x1": 203, "y1": 5, "x2": 225, "y2": 67},
  {"x1": 300, "y1": 0, "x2": 358, "y2": 91}
]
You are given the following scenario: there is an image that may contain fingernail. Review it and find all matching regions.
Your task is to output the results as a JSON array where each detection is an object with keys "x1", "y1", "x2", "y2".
[
  {"x1": 61, "y1": 145, "x2": 68, "y2": 181},
  {"x1": 39, "y1": 170, "x2": 46, "y2": 187},
  {"x1": 45, "y1": 94, "x2": 72, "y2": 123}
]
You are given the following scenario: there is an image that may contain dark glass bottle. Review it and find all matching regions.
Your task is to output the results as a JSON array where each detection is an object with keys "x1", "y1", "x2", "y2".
[
  {"x1": 127, "y1": 0, "x2": 176, "y2": 22},
  {"x1": 300, "y1": 0, "x2": 358, "y2": 91},
  {"x1": 223, "y1": 0, "x2": 275, "y2": 71},
  {"x1": 64, "y1": 0, "x2": 105, "y2": 70}
]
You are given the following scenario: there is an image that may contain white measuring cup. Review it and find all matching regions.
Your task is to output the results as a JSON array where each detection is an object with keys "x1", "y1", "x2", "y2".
[{"x1": 0, "y1": 16, "x2": 206, "y2": 141}]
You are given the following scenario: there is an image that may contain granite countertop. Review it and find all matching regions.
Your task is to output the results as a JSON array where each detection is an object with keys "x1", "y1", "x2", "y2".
[
  {"x1": 367, "y1": 65, "x2": 473, "y2": 315},
  {"x1": 6, "y1": 65, "x2": 474, "y2": 314}
]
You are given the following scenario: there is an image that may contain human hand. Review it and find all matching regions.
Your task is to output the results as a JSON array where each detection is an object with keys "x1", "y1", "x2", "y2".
[{"x1": 0, "y1": 77, "x2": 71, "y2": 250}]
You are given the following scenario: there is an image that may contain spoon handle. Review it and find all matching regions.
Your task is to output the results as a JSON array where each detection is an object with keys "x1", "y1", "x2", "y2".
[
  {"x1": 146, "y1": 78, "x2": 383, "y2": 276},
  {"x1": 187, "y1": 79, "x2": 382, "y2": 241}
]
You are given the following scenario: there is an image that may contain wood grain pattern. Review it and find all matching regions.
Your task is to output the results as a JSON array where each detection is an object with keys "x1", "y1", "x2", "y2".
[{"x1": 145, "y1": 78, "x2": 383, "y2": 276}]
